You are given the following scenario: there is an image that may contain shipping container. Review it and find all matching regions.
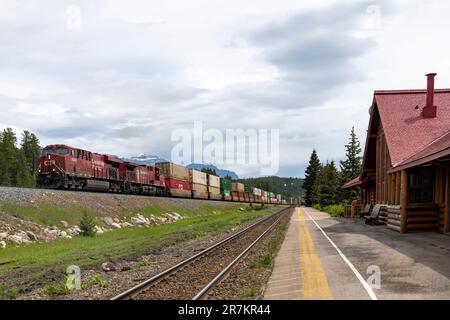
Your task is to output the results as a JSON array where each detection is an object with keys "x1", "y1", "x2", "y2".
[
  {"x1": 165, "y1": 178, "x2": 191, "y2": 198},
  {"x1": 189, "y1": 169, "x2": 207, "y2": 185},
  {"x1": 208, "y1": 186, "x2": 222, "y2": 200},
  {"x1": 232, "y1": 182, "x2": 245, "y2": 193},
  {"x1": 253, "y1": 188, "x2": 262, "y2": 196},
  {"x1": 158, "y1": 162, "x2": 189, "y2": 181},
  {"x1": 207, "y1": 174, "x2": 220, "y2": 188},
  {"x1": 232, "y1": 191, "x2": 240, "y2": 202},
  {"x1": 165, "y1": 178, "x2": 190, "y2": 190},
  {"x1": 220, "y1": 178, "x2": 232, "y2": 196},
  {"x1": 244, "y1": 185, "x2": 253, "y2": 194},
  {"x1": 191, "y1": 183, "x2": 208, "y2": 199}
]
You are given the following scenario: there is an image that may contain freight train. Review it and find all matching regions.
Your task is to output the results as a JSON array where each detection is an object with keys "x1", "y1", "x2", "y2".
[{"x1": 37, "y1": 144, "x2": 290, "y2": 204}]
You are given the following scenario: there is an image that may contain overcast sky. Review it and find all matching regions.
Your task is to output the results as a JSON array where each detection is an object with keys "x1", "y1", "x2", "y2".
[{"x1": 1, "y1": 0, "x2": 450, "y2": 178}]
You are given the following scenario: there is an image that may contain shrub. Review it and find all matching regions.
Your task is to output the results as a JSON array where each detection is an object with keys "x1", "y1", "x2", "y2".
[
  {"x1": 79, "y1": 211, "x2": 95, "y2": 237},
  {"x1": 312, "y1": 204, "x2": 322, "y2": 211},
  {"x1": 322, "y1": 204, "x2": 344, "y2": 217}
]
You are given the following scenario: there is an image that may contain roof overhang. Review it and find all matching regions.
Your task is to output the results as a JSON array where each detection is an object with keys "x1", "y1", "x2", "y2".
[{"x1": 389, "y1": 147, "x2": 450, "y2": 173}]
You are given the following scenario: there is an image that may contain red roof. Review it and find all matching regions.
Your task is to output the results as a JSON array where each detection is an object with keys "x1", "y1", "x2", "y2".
[
  {"x1": 374, "y1": 89, "x2": 450, "y2": 168},
  {"x1": 341, "y1": 177, "x2": 362, "y2": 189},
  {"x1": 389, "y1": 131, "x2": 450, "y2": 172}
]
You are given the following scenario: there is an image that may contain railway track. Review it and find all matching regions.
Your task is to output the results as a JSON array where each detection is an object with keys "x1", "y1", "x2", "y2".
[{"x1": 110, "y1": 206, "x2": 293, "y2": 300}]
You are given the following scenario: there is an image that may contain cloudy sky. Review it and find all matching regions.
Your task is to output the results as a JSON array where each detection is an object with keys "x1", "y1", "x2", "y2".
[{"x1": 1, "y1": 0, "x2": 450, "y2": 178}]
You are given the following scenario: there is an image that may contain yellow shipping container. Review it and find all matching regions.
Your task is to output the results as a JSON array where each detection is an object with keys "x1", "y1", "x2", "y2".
[
  {"x1": 232, "y1": 182, "x2": 245, "y2": 193},
  {"x1": 207, "y1": 174, "x2": 220, "y2": 188},
  {"x1": 189, "y1": 169, "x2": 207, "y2": 185},
  {"x1": 158, "y1": 162, "x2": 189, "y2": 181}
]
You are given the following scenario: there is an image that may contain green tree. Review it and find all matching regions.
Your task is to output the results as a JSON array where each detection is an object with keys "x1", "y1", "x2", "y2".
[
  {"x1": 15, "y1": 149, "x2": 34, "y2": 187},
  {"x1": 303, "y1": 149, "x2": 321, "y2": 206},
  {"x1": 21, "y1": 130, "x2": 41, "y2": 178},
  {"x1": 340, "y1": 127, "x2": 362, "y2": 202},
  {"x1": 0, "y1": 128, "x2": 18, "y2": 186},
  {"x1": 318, "y1": 161, "x2": 340, "y2": 206},
  {"x1": 80, "y1": 212, "x2": 96, "y2": 237}
]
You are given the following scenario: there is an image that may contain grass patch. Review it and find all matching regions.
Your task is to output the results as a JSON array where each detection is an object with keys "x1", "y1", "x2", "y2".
[
  {"x1": 0, "y1": 205, "x2": 282, "y2": 288},
  {"x1": 1, "y1": 201, "x2": 98, "y2": 227},
  {"x1": 140, "y1": 205, "x2": 166, "y2": 217},
  {"x1": 0, "y1": 284, "x2": 18, "y2": 300}
]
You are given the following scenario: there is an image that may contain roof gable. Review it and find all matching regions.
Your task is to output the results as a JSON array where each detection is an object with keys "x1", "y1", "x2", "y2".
[{"x1": 374, "y1": 89, "x2": 450, "y2": 167}]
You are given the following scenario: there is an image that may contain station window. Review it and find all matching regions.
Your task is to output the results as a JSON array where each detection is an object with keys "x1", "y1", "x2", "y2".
[{"x1": 408, "y1": 166, "x2": 434, "y2": 203}]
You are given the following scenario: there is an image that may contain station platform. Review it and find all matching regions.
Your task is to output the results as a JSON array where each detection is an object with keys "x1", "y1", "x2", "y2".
[
  {"x1": 263, "y1": 207, "x2": 332, "y2": 299},
  {"x1": 263, "y1": 207, "x2": 450, "y2": 300}
]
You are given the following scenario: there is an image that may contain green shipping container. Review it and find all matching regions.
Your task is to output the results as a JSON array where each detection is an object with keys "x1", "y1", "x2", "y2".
[
  {"x1": 244, "y1": 185, "x2": 253, "y2": 194},
  {"x1": 220, "y1": 178, "x2": 232, "y2": 196}
]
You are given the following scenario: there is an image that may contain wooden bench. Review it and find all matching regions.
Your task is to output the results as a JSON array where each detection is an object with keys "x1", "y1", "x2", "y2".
[{"x1": 365, "y1": 204, "x2": 386, "y2": 225}]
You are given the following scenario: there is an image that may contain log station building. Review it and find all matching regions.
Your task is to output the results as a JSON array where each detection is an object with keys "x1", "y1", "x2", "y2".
[{"x1": 343, "y1": 73, "x2": 449, "y2": 234}]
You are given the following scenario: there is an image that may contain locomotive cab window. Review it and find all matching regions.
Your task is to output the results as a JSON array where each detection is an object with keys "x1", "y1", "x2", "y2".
[{"x1": 42, "y1": 148, "x2": 69, "y2": 156}]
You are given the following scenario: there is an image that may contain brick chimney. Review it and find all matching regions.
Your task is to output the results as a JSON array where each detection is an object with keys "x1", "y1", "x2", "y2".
[{"x1": 423, "y1": 73, "x2": 437, "y2": 118}]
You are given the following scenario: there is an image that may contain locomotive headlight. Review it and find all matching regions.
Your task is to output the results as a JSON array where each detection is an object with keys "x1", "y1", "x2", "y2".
[
  {"x1": 52, "y1": 169, "x2": 55, "y2": 172},
  {"x1": 48, "y1": 155, "x2": 51, "y2": 160}
]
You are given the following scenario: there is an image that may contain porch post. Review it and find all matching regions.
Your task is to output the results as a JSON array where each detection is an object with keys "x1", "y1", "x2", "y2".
[
  {"x1": 400, "y1": 170, "x2": 408, "y2": 233},
  {"x1": 445, "y1": 168, "x2": 449, "y2": 233}
]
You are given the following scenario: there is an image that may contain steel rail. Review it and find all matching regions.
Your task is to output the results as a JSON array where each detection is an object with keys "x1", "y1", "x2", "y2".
[
  {"x1": 192, "y1": 209, "x2": 288, "y2": 300},
  {"x1": 110, "y1": 206, "x2": 292, "y2": 300}
]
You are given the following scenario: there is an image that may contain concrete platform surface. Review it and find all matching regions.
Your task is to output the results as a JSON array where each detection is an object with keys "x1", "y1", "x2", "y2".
[{"x1": 263, "y1": 207, "x2": 450, "y2": 300}]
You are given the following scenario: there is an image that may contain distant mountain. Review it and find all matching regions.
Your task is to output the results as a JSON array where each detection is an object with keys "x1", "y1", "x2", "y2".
[
  {"x1": 122, "y1": 153, "x2": 167, "y2": 166},
  {"x1": 186, "y1": 163, "x2": 239, "y2": 179}
]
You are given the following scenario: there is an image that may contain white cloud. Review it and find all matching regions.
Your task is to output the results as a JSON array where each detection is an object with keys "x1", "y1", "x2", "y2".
[{"x1": 0, "y1": 0, "x2": 449, "y2": 178}]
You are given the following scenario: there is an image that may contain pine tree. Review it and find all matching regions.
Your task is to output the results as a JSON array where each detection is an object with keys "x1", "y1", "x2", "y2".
[
  {"x1": 318, "y1": 161, "x2": 340, "y2": 206},
  {"x1": 15, "y1": 149, "x2": 34, "y2": 187},
  {"x1": 0, "y1": 128, "x2": 18, "y2": 186},
  {"x1": 340, "y1": 127, "x2": 362, "y2": 202},
  {"x1": 21, "y1": 130, "x2": 41, "y2": 176},
  {"x1": 303, "y1": 149, "x2": 321, "y2": 206}
]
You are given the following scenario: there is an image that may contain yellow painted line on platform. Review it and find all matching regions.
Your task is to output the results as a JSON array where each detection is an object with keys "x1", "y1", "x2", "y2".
[
  {"x1": 265, "y1": 282, "x2": 301, "y2": 291},
  {"x1": 264, "y1": 289, "x2": 303, "y2": 298},
  {"x1": 297, "y1": 208, "x2": 332, "y2": 300},
  {"x1": 267, "y1": 277, "x2": 302, "y2": 284}
]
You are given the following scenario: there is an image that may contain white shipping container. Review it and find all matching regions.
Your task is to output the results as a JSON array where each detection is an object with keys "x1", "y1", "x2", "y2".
[
  {"x1": 277, "y1": 194, "x2": 282, "y2": 200},
  {"x1": 189, "y1": 169, "x2": 207, "y2": 185},
  {"x1": 253, "y1": 188, "x2": 262, "y2": 196},
  {"x1": 208, "y1": 174, "x2": 220, "y2": 188}
]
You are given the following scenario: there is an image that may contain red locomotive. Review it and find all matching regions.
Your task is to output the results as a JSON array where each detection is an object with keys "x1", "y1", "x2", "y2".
[{"x1": 37, "y1": 144, "x2": 167, "y2": 195}]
